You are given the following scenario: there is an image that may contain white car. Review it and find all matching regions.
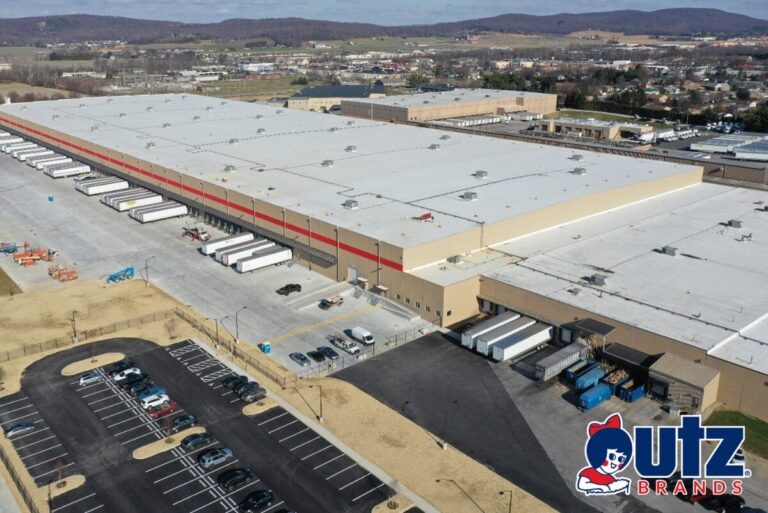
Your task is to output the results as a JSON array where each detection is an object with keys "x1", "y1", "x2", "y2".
[
  {"x1": 330, "y1": 335, "x2": 360, "y2": 355},
  {"x1": 113, "y1": 367, "x2": 141, "y2": 382},
  {"x1": 140, "y1": 394, "x2": 169, "y2": 410}
]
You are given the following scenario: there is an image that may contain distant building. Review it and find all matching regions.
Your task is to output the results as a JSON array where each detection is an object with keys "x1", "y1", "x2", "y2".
[
  {"x1": 537, "y1": 118, "x2": 654, "y2": 141},
  {"x1": 287, "y1": 84, "x2": 386, "y2": 113}
]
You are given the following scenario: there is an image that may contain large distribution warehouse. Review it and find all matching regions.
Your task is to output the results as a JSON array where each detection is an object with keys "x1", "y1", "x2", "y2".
[{"x1": 1, "y1": 93, "x2": 766, "y2": 421}]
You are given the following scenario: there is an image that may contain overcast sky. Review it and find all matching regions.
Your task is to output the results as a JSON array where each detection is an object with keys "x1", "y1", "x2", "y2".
[{"x1": 4, "y1": 0, "x2": 768, "y2": 24}]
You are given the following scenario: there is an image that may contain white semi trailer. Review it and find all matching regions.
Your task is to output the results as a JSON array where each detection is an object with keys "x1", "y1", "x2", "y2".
[
  {"x1": 492, "y1": 323, "x2": 552, "y2": 362},
  {"x1": 129, "y1": 201, "x2": 188, "y2": 223},
  {"x1": 200, "y1": 232, "x2": 254, "y2": 255},
  {"x1": 236, "y1": 246, "x2": 292, "y2": 273},
  {"x1": 461, "y1": 311, "x2": 520, "y2": 349},
  {"x1": 476, "y1": 316, "x2": 536, "y2": 356},
  {"x1": 221, "y1": 240, "x2": 275, "y2": 266}
]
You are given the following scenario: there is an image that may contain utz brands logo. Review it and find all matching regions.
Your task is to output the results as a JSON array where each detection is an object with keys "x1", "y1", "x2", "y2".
[{"x1": 575, "y1": 414, "x2": 748, "y2": 497}]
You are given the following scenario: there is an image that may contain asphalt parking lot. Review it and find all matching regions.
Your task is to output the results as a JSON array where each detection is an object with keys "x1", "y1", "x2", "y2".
[{"x1": 8, "y1": 337, "x2": 391, "y2": 513}]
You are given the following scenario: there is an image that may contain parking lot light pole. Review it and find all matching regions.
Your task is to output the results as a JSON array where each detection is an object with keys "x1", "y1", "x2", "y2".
[
  {"x1": 436, "y1": 479, "x2": 485, "y2": 513},
  {"x1": 71, "y1": 310, "x2": 78, "y2": 341},
  {"x1": 206, "y1": 317, "x2": 221, "y2": 349},
  {"x1": 234, "y1": 306, "x2": 247, "y2": 343},
  {"x1": 309, "y1": 384, "x2": 323, "y2": 423},
  {"x1": 499, "y1": 490, "x2": 515, "y2": 513},
  {"x1": 144, "y1": 255, "x2": 156, "y2": 287}
]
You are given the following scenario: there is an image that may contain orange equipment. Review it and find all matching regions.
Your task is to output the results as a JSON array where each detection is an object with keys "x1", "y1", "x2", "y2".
[{"x1": 48, "y1": 265, "x2": 79, "y2": 282}]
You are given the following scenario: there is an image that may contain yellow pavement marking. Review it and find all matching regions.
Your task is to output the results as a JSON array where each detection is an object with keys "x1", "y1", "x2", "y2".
[{"x1": 269, "y1": 305, "x2": 377, "y2": 344}]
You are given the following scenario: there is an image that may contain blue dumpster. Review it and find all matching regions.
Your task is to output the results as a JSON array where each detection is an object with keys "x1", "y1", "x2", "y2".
[{"x1": 260, "y1": 341, "x2": 272, "y2": 354}]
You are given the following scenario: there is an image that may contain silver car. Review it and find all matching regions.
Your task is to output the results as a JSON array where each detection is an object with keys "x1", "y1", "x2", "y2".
[
  {"x1": 4, "y1": 423, "x2": 35, "y2": 439},
  {"x1": 198, "y1": 448, "x2": 234, "y2": 470},
  {"x1": 79, "y1": 372, "x2": 103, "y2": 387}
]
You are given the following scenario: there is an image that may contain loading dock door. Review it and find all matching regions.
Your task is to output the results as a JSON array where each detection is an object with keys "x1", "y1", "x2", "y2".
[{"x1": 348, "y1": 266, "x2": 357, "y2": 284}]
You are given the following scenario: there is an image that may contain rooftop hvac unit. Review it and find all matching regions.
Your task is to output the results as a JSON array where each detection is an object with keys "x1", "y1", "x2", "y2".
[
  {"x1": 440, "y1": 134, "x2": 451, "y2": 140},
  {"x1": 193, "y1": 115, "x2": 201, "y2": 120},
  {"x1": 764, "y1": 205, "x2": 768, "y2": 212},
  {"x1": 146, "y1": 106, "x2": 153, "y2": 111},
  {"x1": 107, "y1": 98, "x2": 114, "y2": 103},
  {"x1": 569, "y1": 154, "x2": 584, "y2": 161},
  {"x1": 79, "y1": 103, "x2": 85, "y2": 108},
  {"x1": 428, "y1": 144, "x2": 441, "y2": 150},
  {"x1": 423, "y1": 100, "x2": 430, "y2": 104},
  {"x1": 345, "y1": 145, "x2": 357, "y2": 152},
  {"x1": 162, "y1": 123, "x2": 171, "y2": 128},
  {"x1": 454, "y1": 97, "x2": 461, "y2": 101},
  {"x1": 347, "y1": 120, "x2": 355, "y2": 126},
  {"x1": 119, "y1": 113, "x2": 126, "y2": 117},
  {"x1": 182, "y1": 95, "x2": 187, "y2": 99},
  {"x1": 570, "y1": 167, "x2": 587, "y2": 176},
  {"x1": 661, "y1": 246, "x2": 677, "y2": 256},
  {"x1": 257, "y1": 128, "x2": 266, "y2": 134},
  {"x1": 568, "y1": 288, "x2": 582, "y2": 296},
  {"x1": 343, "y1": 199, "x2": 359, "y2": 210},
  {"x1": 145, "y1": 142, "x2": 156, "y2": 149},
  {"x1": 474, "y1": 170, "x2": 488, "y2": 179},
  {"x1": 164, "y1": 98, "x2": 171, "y2": 103},
  {"x1": 728, "y1": 219, "x2": 742, "y2": 228},
  {"x1": 461, "y1": 191, "x2": 478, "y2": 201},
  {"x1": 447, "y1": 254, "x2": 463, "y2": 264},
  {"x1": 221, "y1": 101, "x2": 227, "y2": 105},
  {"x1": 276, "y1": 109, "x2": 283, "y2": 114},
  {"x1": 329, "y1": 127, "x2": 339, "y2": 133},
  {"x1": 255, "y1": 114, "x2": 264, "y2": 119},
  {"x1": 224, "y1": 165, "x2": 236, "y2": 172},
  {"x1": 206, "y1": 106, "x2": 213, "y2": 111},
  {"x1": 228, "y1": 138, "x2": 239, "y2": 144},
  {"x1": 52, "y1": 114, "x2": 59, "y2": 120},
  {"x1": 321, "y1": 160, "x2": 334, "y2": 167},
  {"x1": 90, "y1": 125, "x2": 99, "y2": 131},
  {"x1": 591, "y1": 274, "x2": 607, "y2": 286}
]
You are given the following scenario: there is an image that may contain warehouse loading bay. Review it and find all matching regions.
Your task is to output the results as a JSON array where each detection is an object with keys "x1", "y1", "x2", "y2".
[{"x1": 0, "y1": 153, "x2": 427, "y2": 374}]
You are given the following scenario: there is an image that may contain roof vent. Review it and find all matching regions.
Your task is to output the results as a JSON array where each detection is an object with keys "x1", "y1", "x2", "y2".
[
  {"x1": 570, "y1": 167, "x2": 587, "y2": 176},
  {"x1": 474, "y1": 170, "x2": 488, "y2": 179},
  {"x1": 764, "y1": 205, "x2": 768, "y2": 212},
  {"x1": 255, "y1": 114, "x2": 263, "y2": 119},
  {"x1": 321, "y1": 159, "x2": 334, "y2": 167},
  {"x1": 454, "y1": 97, "x2": 461, "y2": 101},
  {"x1": 181, "y1": 95, "x2": 187, "y2": 99},
  {"x1": 661, "y1": 245, "x2": 677, "y2": 256},
  {"x1": 119, "y1": 112, "x2": 126, "y2": 117},
  {"x1": 193, "y1": 115, "x2": 201, "y2": 120},
  {"x1": 224, "y1": 164, "x2": 236, "y2": 172},
  {"x1": 276, "y1": 109, "x2": 283, "y2": 114},
  {"x1": 228, "y1": 138, "x2": 239, "y2": 145},
  {"x1": 461, "y1": 191, "x2": 478, "y2": 201},
  {"x1": 206, "y1": 106, "x2": 213, "y2": 111},
  {"x1": 484, "y1": 94, "x2": 491, "y2": 98},
  {"x1": 257, "y1": 168, "x2": 265, "y2": 173},
  {"x1": 569, "y1": 154, "x2": 584, "y2": 161},
  {"x1": 107, "y1": 98, "x2": 113, "y2": 103},
  {"x1": 428, "y1": 144, "x2": 441, "y2": 150},
  {"x1": 347, "y1": 120, "x2": 355, "y2": 126},
  {"x1": 145, "y1": 142, "x2": 156, "y2": 149},
  {"x1": 146, "y1": 106, "x2": 153, "y2": 111},
  {"x1": 568, "y1": 287, "x2": 582, "y2": 296},
  {"x1": 345, "y1": 145, "x2": 357, "y2": 152},
  {"x1": 90, "y1": 125, "x2": 99, "y2": 131},
  {"x1": 220, "y1": 101, "x2": 227, "y2": 105},
  {"x1": 447, "y1": 255, "x2": 463, "y2": 264},
  {"x1": 257, "y1": 128, "x2": 266, "y2": 134},
  {"x1": 162, "y1": 122, "x2": 171, "y2": 128},
  {"x1": 423, "y1": 100, "x2": 430, "y2": 104},
  {"x1": 440, "y1": 134, "x2": 450, "y2": 140},
  {"x1": 52, "y1": 114, "x2": 59, "y2": 120},
  {"x1": 728, "y1": 219, "x2": 742, "y2": 228},
  {"x1": 329, "y1": 127, "x2": 339, "y2": 133},
  {"x1": 164, "y1": 98, "x2": 171, "y2": 103},
  {"x1": 79, "y1": 103, "x2": 85, "y2": 108},
  {"x1": 343, "y1": 199, "x2": 359, "y2": 210},
  {"x1": 591, "y1": 274, "x2": 607, "y2": 286}
]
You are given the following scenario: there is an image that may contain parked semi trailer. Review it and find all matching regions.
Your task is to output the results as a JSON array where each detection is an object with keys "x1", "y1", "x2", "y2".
[
  {"x1": 44, "y1": 163, "x2": 91, "y2": 178},
  {"x1": 476, "y1": 316, "x2": 535, "y2": 356},
  {"x1": 534, "y1": 342, "x2": 587, "y2": 381},
  {"x1": 579, "y1": 383, "x2": 612, "y2": 410},
  {"x1": 461, "y1": 311, "x2": 520, "y2": 350},
  {"x1": 17, "y1": 149, "x2": 52, "y2": 161},
  {"x1": 214, "y1": 239, "x2": 266, "y2": 263},
  {"x1": 78, "y1": 178, "x2": 128, "y2": 196},
  {"x1": 11, "y1": 146, "x2": 40, "y2": 158},
  {"x1": 27, "y1": 153, "x2": 64, "y2": 167},
  {"x1": 129, "y1": 201, "x2": 188, "y2": 223},
  {"x1": 36, "y1": 157, "x2": 72, "y2": 170},
  {"x1": 200, "y1": 232, "x2": 254, "y2": 256},
  {"x1": 0, "y1": 138, "x2": 24, "y2": 149},
  {"x1": 3, "y1": 142, "x2": 35, "y2": 154},
  {"x1": 236, "y1": 246, "x2": 292, "y2": 273},
  {"x1": 101, "y1": 189, "x2": 150, "y2": 206},
  {"x1": 575, "y1": 366, "x2": 607, "y2": 391},
  {"x1": 221, "y1": 240, "x2": 275, "y2": 266},
  {"x1": 618, "y1": 379, "x2": 645, "y2": 403},
  {"x1": 114, "y1": 193, "x2": 162, "y2": 212},
  {"x1": 491, "y1": 323, "x2": 552, "y2": 362}
]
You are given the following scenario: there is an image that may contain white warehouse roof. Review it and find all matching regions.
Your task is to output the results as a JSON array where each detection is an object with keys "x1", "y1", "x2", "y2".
[
  {"x1": 0, "y1": 93, "x2": 698, "y2": 249},
  {"x1": 340, "y1": 87, "x2": 552, "y2": 108}
]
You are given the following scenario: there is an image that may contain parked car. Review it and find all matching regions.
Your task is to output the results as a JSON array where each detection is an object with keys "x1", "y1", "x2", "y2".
[
  {"x1": 148, "y1": 401, "x2": 178, "y2": 419},
  {"x1": 306, "y1": 351, "x2": 326, "y2": 363},
  {"x1": 319, "y1": 295, "x2": 343, "y2": 310},
  {"x1": 350, "y1": 327, "x2": 375, "y2": 346},
  {"x1": 118, "y1": 373, "x2": 150, "y2": 389},
  {"x1": 218, "y1": 468, "x2": 254, "y2": 492},
  {"x1": 181, "y1": 431, "x2": 213, "y2": 451},
  {"x1": 221, "y1": 375, "x2": 247, "y2": 390},
  {"x1": 731, "y1": 447, "x2": 745, "y2": 465},
  {"x1": 239, "y1": 490, "x2": 274, "y2": 512},
  {"x1": 276, "y1": 283, "x2": 301, "y2": 296},
  {"x1": 233, "y1": 380, "x2": 258, "y2": 395},
  {"x1": 240, "y1": 386, "x2": 267, "y2": 404},
  {"x1": 316, "y1": 346, "x2": 340, "y2": 360},
  {"x1": 113, "y1": 367, "x2": 141, "y2": 382},
  {"x1": 137, "y1": 386, "x2": 166, "y2": 401},
  {"x1": 289, "y1": 352, "x2": 311, "y2": 367},
  {"x1": 140, "y1": 394, "x2": 170, "y2": 410},
  {"x1": 108, "y1": 360, "x2": 135, "y2": 376},
  {"x1": 127, "y1": 381, "x2": 154, "y2": 396},
  {"x1": 198, "y1": 448, "x2": 234, "y2": 470},
  {"x1": 330, "y1": 335, "x2": 360, "y2": 355},
  {"x1": 78, "y1": 372, "x2": 102, "y2": 386},
  {"x1": 4, "y1": 423, "x2": 35, "y2": 439},
  {"x1": 170, "y1": 415, "x2": 197, "y2": 433}
]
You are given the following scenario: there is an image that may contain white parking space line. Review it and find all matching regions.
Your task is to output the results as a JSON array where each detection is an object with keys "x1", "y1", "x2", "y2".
[
  {"x1": 82, "y1": 505, "x2": 105, "y2": 513},
  {"x1": 300, "y1": 444, "x2": 333, "y2": 461},
  {"x1": 1, "y1": 411, "x2": 40, "y2": 425},
  {"x1": 220, "y1": 391, "x2": 233, "y2": 397},
  {"x1": 144, "y1": 442, "x2": 219, "y2": 473},
  {"x1": 338, "y1": 472, "x2": 371, "y2": 491},
  {"x1": 325, "y1": 463, "x2": 357, "y2": 480},
  {"x1": 93, "y1": 400, "x2": 128, "y2": 412},
  {"x1": 99, "y1": 406, "x2": 138, "y2": 420},
  {"x1": 0, "y1": 403, "x2": 34, "y2": 415},
  {"x1": 26, "y1": 453, "x2": 69, "y2": 469},
  {"x1": 15, "y1": 435, "x2": 56, "y2": 451},
  {"x1": 228, "y1": 398, "x2": 241, "y2": 404},
  {"x1": 0, "y1": 397, "x2": 30, "y2": 410},
  {"x1": 278, "y1": 427, "x2": 309, "y2": 443},
  {"x1": 20, "y1": 443, "x2": 63, "y2": 460},
  {"x1": 153, "y1": 464, "x2": 197, "y2": 484},
  {"x1": 257, "y1": 411, "x2": 289, "y2": 426},
  {"x1": 352, "y1": 482, "x2": 386, "y2": 502},
  {"x1": 313, "y1": 453, "x2": 344, "y2": 470},
  {"x1": 51, "y1": 492, "x2": 97, "y2": 512},
  {"x1": 179, "y1": 353, "x2": 207, "y2": 364},
  {"x1": 221, "y1": 499, "x2": 285, "y2": 513},
  {"x1": 87, "y1": 395, "x2": 119, "y2": 406},
  {"x1": 75, "y1": 381, "x2": 108, "y2": 392},
  {"x1": 33, "y1": 462, "x2": 74, "y2": 480},
  {"x1": 121, "y1": 429, "x2": 161, "y2": 446},
  {"x1": 290, "y1": 435, "x2": 321, "y2": 452},
  {"x1": 81, "y1": 388, "x2": 111, "y2": 399},
  {"x1": 181, "y1": 479, "x2": 259, "y2": 511},
  {"x1": 106, "y1": 415, "x2": 145, "y2": 429},
  {"x1": 13, "y1": 427, "x2": 49, "y2": 441},
  {"x1": 162, "y1": 460, "x2": 238, "y2": 494},
  {"x1": 268, "y1": 419, "x2": 298, "y2": 434}
]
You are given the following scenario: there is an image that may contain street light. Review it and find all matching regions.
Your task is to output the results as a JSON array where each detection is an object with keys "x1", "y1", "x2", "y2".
[
  {"x1": 499, "y1": 490, "x2": 515, "y2": 513},
  {"x1": 206, "y1": 315, "x2": 229, "y2": 349},
  {"x1": 144, "y1": 255, "x2": 156, "y2": 287},
  {"x1": 309, "y1": 384, "x2": 323, "y2": 423},
  {"x1": 435, "y1": 478, "x2": 485, "y2": 513},
  {"x1": 234, "y1": 306, "x2": 247, "y2": 343}
]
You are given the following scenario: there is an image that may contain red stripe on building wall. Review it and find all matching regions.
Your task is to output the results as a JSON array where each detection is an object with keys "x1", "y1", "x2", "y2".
[{"x1": 0, "y1": 116, "x2": 404, "y2": 271}]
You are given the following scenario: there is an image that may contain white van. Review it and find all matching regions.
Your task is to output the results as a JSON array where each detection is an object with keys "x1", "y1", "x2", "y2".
[
  {"x1": 350, "y1": 327, "x2": 374, "y2": 346},
  {"x1": 140, "y1": 394, "x2": 169, "y2": 410}
]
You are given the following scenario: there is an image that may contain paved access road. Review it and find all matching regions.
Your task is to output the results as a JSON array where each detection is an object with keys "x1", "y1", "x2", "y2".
[{"x1": 13, "y1": 337, "x2": 390, "y2": 513}]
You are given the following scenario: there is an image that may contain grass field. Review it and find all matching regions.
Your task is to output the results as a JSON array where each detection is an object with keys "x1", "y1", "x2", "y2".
[
  {"x1": 706, "y1": 410, "x2": 768, "y2": 460},
  {"x1": 0, "y1": 82, "x2": 75, "y2": 98},
  {"x1": 198, "y1": 77, "x2": 320, "y2": 99}
]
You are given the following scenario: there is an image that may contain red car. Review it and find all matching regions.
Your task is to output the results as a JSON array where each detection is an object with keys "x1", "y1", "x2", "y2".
[
  {"x1": 689, "y1": 488, "x2": 712, "y2": 504},
  {"x1": 148, "y1": 401, "x2": 179, "y2": 419}
]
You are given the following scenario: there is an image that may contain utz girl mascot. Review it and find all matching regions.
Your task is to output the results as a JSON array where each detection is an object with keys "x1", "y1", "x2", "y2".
[{"x1": 576, "y1": 414, "x2": 633, "y2": 495}]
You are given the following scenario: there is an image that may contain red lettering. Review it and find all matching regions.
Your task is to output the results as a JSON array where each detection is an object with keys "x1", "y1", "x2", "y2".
[
  {"x1": 692, "y1": 479, "x2": 707, "y2": 495},
  {"x1": 673, "y1": 480, "x2": 688, "y2": 496},
  {"x1": 732, "y1": 480, "x2": 743, "y2": 495},
  {"x1": 637, "y1": 480, "x2": 649, "y2": 495},
  {"x1": 654, "y1": 479, "x2": 668, "y2": 495},
  {"x1": 712, "y1": 480, "x2": 727, "y2": 495}
]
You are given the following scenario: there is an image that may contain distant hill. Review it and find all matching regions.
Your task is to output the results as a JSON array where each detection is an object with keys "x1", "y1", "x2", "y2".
[{"x1": 0, "y1": 9, "x2": 766, "y2": 46}]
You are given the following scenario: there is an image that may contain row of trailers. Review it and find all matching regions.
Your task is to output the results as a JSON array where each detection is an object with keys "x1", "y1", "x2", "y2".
[
  {"x1": 199, "y1": 232, "x2": 292, "y2": 274},
  {"x1": 461, "y1": 311, "x2": 553, "y2": 362},
  {"x1": 0, "y1": 131, "x2": 91, "y2": 177},
  {"x1": 75, "y1": 176, "x2": 188, "y2": 223}
]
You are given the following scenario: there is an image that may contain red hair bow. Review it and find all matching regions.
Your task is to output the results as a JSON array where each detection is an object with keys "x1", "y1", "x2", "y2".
[{"x1": 588, "y1": 414, "x2": 622, "y2": 438}]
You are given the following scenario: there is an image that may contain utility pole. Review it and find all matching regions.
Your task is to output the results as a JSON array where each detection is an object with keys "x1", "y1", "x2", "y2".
[
  {"x1": 234, "y1": 306, "x2": 247, "y2": 343},
  {"x1": 309, "y1": 384, "x2": 323, "y2": 423},
  {"x1": 71, "y1": 310, "x2": 78, "y2": 341},
  {"x1": 144, "y1": 255, "x2": 156, "y2": 287}
]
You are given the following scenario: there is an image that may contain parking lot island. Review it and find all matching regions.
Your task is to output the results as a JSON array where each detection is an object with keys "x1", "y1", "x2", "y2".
[
  {"x1": 61, "y1": 353, "x2": 125, "y2": 376},
  {"x1": 132, "y1": 426, "x2": 207, "y2": 460}
]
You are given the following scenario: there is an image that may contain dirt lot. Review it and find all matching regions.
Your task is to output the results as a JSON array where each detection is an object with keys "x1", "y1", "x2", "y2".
[
  {"x1": 0, "y1": 82, "x2": 76, "y2": 99},
  {"x1": 0, "y1": 266, "x2": 21, "y2": 297}
]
